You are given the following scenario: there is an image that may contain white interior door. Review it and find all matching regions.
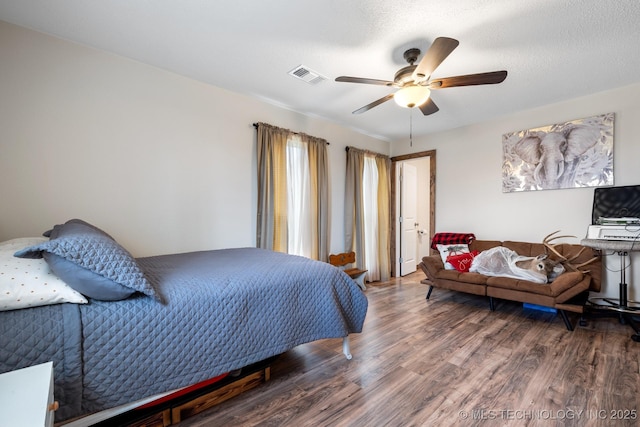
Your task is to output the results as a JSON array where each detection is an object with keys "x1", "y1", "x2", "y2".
[{"x1": 400, "y1": 163, "x2": 418, "y2": 276}]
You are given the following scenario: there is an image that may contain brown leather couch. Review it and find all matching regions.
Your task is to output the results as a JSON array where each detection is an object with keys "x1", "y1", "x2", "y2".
[{"x1": 418, "y1": 239, "x2": 602, "y2": 330}]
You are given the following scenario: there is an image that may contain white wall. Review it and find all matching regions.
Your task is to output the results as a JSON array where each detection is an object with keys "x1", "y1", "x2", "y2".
[
  {"x1": 0, "y1": 20, "x2": 389, "y2": 257},
  {"x1": 391, "y1": 83, "x2": 640, "y2": 299},
  {"x1": 3, "y1": 20, "x2": 640, "y2": 299}
]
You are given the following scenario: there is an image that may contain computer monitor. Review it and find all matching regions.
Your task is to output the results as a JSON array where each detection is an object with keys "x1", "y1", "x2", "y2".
[{"x1": 591, "y1": 185, "x2": 640, "y2": 224}]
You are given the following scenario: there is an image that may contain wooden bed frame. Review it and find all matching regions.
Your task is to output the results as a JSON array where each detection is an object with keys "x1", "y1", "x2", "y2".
[
  {"x1": 59, "y1": 359, "x2": 273, "y2": 427},
  {"x1": 59, "y1": 338, "x2": 352, "y2": 427}
]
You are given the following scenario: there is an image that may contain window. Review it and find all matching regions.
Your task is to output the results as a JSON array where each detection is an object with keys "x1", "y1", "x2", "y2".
[
  {"x1": 256, "y1": 123, "x2": 329, "y2": 261},
  {"x1": 345, "y1": 147, "x2": 391, "y2": 281},
  {"x1": 286, "y1": 136, "x2": 312, "y2": 257}
]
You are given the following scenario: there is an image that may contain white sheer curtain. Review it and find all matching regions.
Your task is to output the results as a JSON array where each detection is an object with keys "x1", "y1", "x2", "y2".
[
  {"x1": 286, "y1": 136, "x2": 312, "y2": 257},
  {"x1": 362, "y1": 155, "x2": 380, "y2": 280}
]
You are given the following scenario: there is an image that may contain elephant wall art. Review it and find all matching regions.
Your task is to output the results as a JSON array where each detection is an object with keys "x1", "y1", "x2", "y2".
[{"x1": 502, "y1": 113, "x2": 614, "y2": 192}]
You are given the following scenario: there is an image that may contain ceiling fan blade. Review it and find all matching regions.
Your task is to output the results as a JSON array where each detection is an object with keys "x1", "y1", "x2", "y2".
[
  {"x1": 428, "y1": 70, "x2": 508, "y2": 89},
  {"x1": 419, "y1": 98, "x2": 439, "y2": 116},
  {"x1": 335, "y1": 76, "x2": 395, "y2": 86},
  {"x1": 412, "y1": 37, "x2": 459, "y2": 81},
  {"x1": 352, "y1": 94, "x2": 395, "y2": 114}
]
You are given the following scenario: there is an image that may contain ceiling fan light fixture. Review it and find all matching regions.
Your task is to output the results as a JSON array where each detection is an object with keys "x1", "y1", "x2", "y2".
[{"x1": 394, "y1": 85, "x2": 431, "y2": 108}]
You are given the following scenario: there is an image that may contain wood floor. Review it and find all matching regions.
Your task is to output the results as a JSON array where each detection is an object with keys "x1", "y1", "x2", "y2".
[{"x1": 180, "y1": 272, "x2": 640, "y2": 427}]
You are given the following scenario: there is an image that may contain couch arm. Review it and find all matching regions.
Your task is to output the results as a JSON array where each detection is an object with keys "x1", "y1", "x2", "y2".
[
  {"x1": 549, "y1": 271, "x2": 585, "y2": 294},
  {"x1": 420, "y1": 255, "x2": 444, "y2": 280}
]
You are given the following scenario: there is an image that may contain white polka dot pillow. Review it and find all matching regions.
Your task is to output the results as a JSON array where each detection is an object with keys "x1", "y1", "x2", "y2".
[{"x1": 1, "y1": 237, "x2": 88, "y2": 311}]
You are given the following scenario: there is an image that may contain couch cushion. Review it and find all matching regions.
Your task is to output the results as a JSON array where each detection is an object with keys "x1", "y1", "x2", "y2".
[
  {"x1": 469, "y1": 240, "x2": 502, "y2": 252},
  {"x1": 437, "y1": 269, "x2": 489, "y2": 285},
  {"x1": 486, "y1": 276, "x2": 553, "y2": 296},
  {"x1": 503, "y1": 241, "x2": 547, "y2": 257},
  {"x1": 486, "y1": 271, "x2": 584, "y2": 296}
]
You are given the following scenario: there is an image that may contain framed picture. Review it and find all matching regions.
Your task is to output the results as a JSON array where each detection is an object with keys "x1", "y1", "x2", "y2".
[{"x1": 502, "y1": 113, "x2": 614, "y2": 192}]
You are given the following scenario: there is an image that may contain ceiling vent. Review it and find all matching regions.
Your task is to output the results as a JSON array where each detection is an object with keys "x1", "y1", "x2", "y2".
[{"x1": 288, "y1": 65, "x2": 327, "y2": 85}]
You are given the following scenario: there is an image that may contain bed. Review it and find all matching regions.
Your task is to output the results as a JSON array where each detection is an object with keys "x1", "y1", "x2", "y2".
[{"x1": 0, "y1": 219, "x2": 368, "y2": 423}]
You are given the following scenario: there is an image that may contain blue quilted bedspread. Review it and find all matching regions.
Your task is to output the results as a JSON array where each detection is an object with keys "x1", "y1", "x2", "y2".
[{"x1": 0, "y1": 248, "x2": 368, "y2": 421}]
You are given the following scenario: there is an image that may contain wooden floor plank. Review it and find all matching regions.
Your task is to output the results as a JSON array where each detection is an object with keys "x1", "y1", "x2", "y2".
[{"x1": 179, "y1": 272, "x2": 640, "y2": 426}]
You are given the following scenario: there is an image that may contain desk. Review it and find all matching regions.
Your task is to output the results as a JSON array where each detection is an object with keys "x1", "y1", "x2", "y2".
[{"x1": 581, "y1": 238, "x2": 640, "y2": 342}]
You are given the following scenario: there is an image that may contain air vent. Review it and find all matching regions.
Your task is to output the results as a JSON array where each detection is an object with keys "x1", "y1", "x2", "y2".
[{"x1": 288, "y1": 65, "x2": 327, "y2": 85}]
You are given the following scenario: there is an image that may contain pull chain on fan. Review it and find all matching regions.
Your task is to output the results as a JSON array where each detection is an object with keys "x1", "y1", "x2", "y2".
[{"x1": 409, "y1": 109, "x2": 413, "y2": 147}]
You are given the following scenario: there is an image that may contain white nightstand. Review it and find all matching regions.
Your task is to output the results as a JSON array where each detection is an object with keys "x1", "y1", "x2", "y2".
[{"x1": 0, "y1": 362, "x2": 56, "y2": 427}]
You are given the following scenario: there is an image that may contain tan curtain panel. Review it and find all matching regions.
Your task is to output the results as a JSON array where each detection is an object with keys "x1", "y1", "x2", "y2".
[
  {"x1": 345, "y1": 147, "x2": 366, "y2": 270},
  {"x1": 256, "y1": 123, "x2": 289, "y2": 252},
  {"x1": 255, "y1": 123, "x2": 329, "y2": 261},
  {"x1": 375, "y1": 155, "x2": 391, "y2": 281},
  {"x1": 303, "y1": 134, "x2": 330, "y2": 261},
  {"x1": 345, "y1": 146, "x2": 391, "y2": 281}
]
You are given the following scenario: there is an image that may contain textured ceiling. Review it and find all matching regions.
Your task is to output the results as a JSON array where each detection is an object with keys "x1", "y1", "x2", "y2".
[{"x1": 1, "y1": 0, "x2": 639, "y2": 142}]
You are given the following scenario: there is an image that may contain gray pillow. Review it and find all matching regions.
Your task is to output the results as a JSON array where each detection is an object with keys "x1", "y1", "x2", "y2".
[
  {"x1": 44, "y1": 218, "x2": 116, "y2": 241},
  {"x1": 43, "y1": 252, "x2": 135, "y2": 300},
  {"x1": 15, "y1": 219, "x2": 158, "y2": 301}
]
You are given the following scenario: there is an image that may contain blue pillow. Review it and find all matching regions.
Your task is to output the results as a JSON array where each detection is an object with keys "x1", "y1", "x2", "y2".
[
  {"x1": 15, "y1": 219, "x2": 158, "y2": 301},
  {"x1": 43, "y1": 253, "x2": 136, "y2": 300},
  {"x1": 44, "y1": 218, "x2": 116, "y2": 241}
]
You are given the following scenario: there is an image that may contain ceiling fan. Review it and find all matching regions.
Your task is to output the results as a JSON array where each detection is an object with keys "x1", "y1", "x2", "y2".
[{"x1": 335, "y1": 37, "x2": 507, "y2": 115}]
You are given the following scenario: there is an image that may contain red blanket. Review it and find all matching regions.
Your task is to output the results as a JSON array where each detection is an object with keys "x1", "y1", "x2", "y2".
[{"x1": 430, "y1": 232, "x2": 476, "y2": 250}]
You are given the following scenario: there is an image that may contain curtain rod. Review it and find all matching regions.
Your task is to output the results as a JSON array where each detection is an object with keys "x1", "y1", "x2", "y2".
[
  {"x1": 252, "y1": 123, "x2": 329, "y2": 145},
  {"x1": 345, "y1": 145, "x2": 388, "y2": 158}
]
